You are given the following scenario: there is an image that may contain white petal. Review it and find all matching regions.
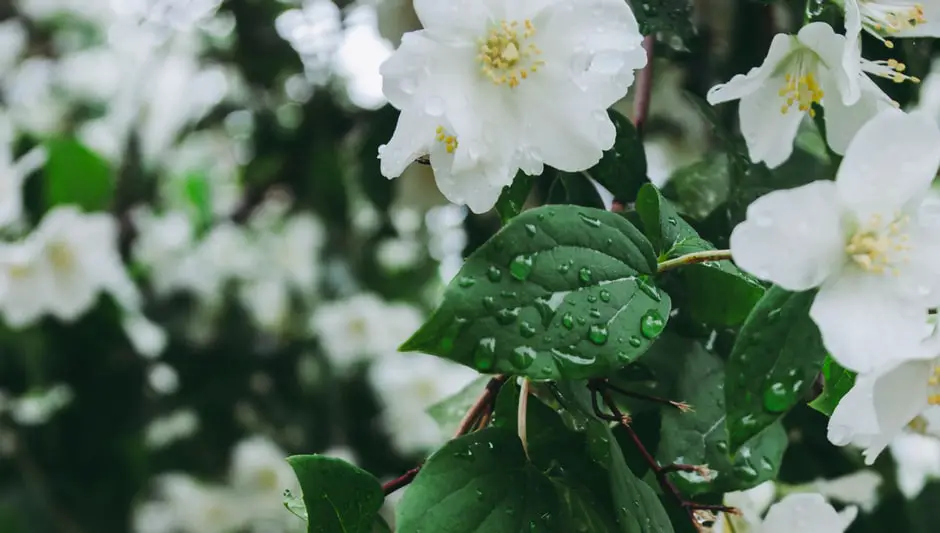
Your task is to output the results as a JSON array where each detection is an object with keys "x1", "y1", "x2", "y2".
[
  {"x1": 820, "y1": 74, "x2": 891, "y2": 154},
  {"x1": 797, "y1": 22, "x2": 860, "y2": 106},
  {"x1": 413, "y1": 0, "x2": 490, "y2": 37},
  {"x1": 762, "y1": 494, "x2": 854, "y2": 533},
  {"x1": 896, "y1": 218, "x2": 940, "y2": 307},
  {"x1": 380, "y1": 31, "x2": 438, "y2": 110},
  {"x1": 379, "y1": 109, "x2": 435, "y2": 178},
  {"x1": 123, "y1": 313, "x2": 168, "y2": 359},
  {"x1": 738, "y1": 76, "x2": 805, "y2": 168},
  {"x1": 881, "y1": 0, "x2": 940, "y2": 37},
  {"x1": 841, "y1": 0, "x2": 864, "y2": 104},
  {"x1": 810, "y1": 271, "x2": 930, "y2": 373},
  {"x1": 729, "y1": 181, "x2": 844, "y2": 290},
  {"x1": 828, "y1": 373, "x2": 879, "y2": 448},
  {"x1": 861, "y1": 359, "x2": 932, "y2": 463},
  {"x1": 538, "y1": 0, "x2": 646, "y2": 108},
  {"x1": 836, "y1": 109, "x2": 940, "y2": 220},
  {"x1": 706, "y1": 33, "x2": 793, "y2": 104},
  {"x1": 428, "y1": 138, "x2": 513, "y2": 214}
]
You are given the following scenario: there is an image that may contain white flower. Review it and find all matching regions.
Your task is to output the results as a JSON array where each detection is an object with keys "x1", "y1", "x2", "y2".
[
  {"x1": 10, "y1": 384, "x2": 74, "y2": 426},
  {"x1": 335, "y1": 4, "x2": 394, "y2": 110},
  {"x1": 310, "y1": 294, "x2": 423, "y2": 370},
  {"x1": 136, "y1": 474, "x2": 244, "y2": 533},
  {"x1": 890, "y1": 432, "x2": 940, "y2": 498},
  {"x1": 715, "y1": 493, "x2": 856, "y2": 533},
  {"x1": 729, "y1": 109, "x2": 940, "y2": 373},
  {"x1": 229, "y1": 436, "x2": 298, "y2": 503},
  {"x1": 369, "y1": 351, "x2": 479, "y2": 454},
  {"x1": 843, "y1": 0, "x2": 940, "y2": 55},
  {"x1": 144, "y1": 409, "x2": 200, "y2": 449},
  {"x1": 809, "y1": 470, "x2": 882, "y2": 512},
  {"x1": 379, "y1": 0, "x2": 647, "y2": 213},
  {"x1": 707, "y1": 22, "x2": 904, "y2": 169}
]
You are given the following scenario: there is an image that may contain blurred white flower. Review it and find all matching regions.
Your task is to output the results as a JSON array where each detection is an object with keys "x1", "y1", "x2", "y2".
[
  {"x1": 810, "y1": 470, "x2": 882, "y2": 512},
  {"x1": 715, "y1": 491, "x2": 856, "y2": 533},
  {"x1": 0, "y1": 19, "x2": 27, "y2": 74},
  {"x1": 147, "y1": 363, "x2": 181, "y2": 395},
  {"x1": 131, "y1": 208, "x2": 197, "y2": 293},
  {"x1": 379, "y1": 0, "x2": 647, "y2": 213},
  {"x1": 369, "y1": 351, "x2": 479, "y2": 454},
  {"x1": 334, "y1": 4, "x2": 393, "y2": 109},
  {"x1": 145, "y1": 409, "x2": 200, "y2": 449},
  {"x1": 3, "y1": 58, "x2": 66, "y2": 135},
  {"x1": 229, "y1": 436, "x2": 299, "y2": 509},
  {"x1": 9, "y1": 384, "x2": 74, "y2": 426},
  {"x1": 376, "y1": 237, "x2": 423, "y2": 272},
  {"x1": 310, "y1": 293, "x2": 423, "y2": 370},
  {"x1": 275, "y1": 0, "x2": 343, "y2": 83},
  {"x1": 891, "y1": 432, "x2": 940, "y2": 498},
  {"x1": 124, "y1": 313, "x2": 169, "y2": 358},
  {"x1": 135, "y1": 474, "x2": 244, "y2": 533},
  {"x1": 715, "y1": 481, "x2": 776, "y2": 531},
  {"x1": 0, "y1": 135, "x2": 47, "y2": 229},
  {"x1": 113, "y1": 0, "x2": 224, "y2": 33}
]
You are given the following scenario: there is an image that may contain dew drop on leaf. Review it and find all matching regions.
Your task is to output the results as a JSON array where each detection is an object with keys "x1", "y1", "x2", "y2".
[
  {"x1": 578, "y1": 212, "x2": 602, "y2": 228},
  {"x1": 487, "y1": 266, "x2": 503, "y2": 282},
  {"x1": 510, "y1": 254, "x2": 535, "y2": 281},
  {"x1": 635, "y1": 277, "x2": 662, "y2": 302},
  {"x1": 482, "y1": 296, "x2": 496, "y2": 312},
  {"x1": 519, "y1": 321, "x2": 537, "y2": 338},
  {"x1": 599, "y1": 289, "x2": 611, "y2": 302},
  {"x1": 561, "y1": 312, "x2": 575, "y2": 330},
  {"x1": 640, "y1": 310, "x2": 665, "y2": 339},
  {"x1": 473, "y1": 338, "x2": 497, "y2": 371},
  {"x1": 588, "y1": 324, "x2": 609, "y2": 345},
  {"x1": 457, "y1": 276, "x2": 476, "y2": 288},
  {"x1": 510, "y1": 346, "x2": 536, "y2": 370},
  {"x1": 495, "y1": 307, "x2": 520, "y2": 325},
  {"x1": 762, "y1": 382, "x2": 791, "y2": 413},
  {"x1": 578, "y1": 267, "x2": 593, "y2": 284},
  {"x1": 557, "y1": 263, "x2": 570, "y2": 274},
  {"x1": 525, "y1": 223, "x2": 538, "y2": 236},
  {"x1": 551, "y1": 348, "x2": 596, "y2": 366},
  {"x1": 628, "y1": 336, "x2": 642, "y2": 348}
]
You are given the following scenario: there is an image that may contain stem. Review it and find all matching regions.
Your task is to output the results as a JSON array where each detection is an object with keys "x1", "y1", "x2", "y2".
[
  {"x1": 657, "y1": 250, "x2": 733, "y2": 273},
  {"x1": 518, "y1": 378, "x2": 531, "y2": 459},
  {"x1": 602, "y1": 381, "x2": 692, "y2": 412},
  {"x1": 589, "y1": 381, "x2": 733, "y2": 528},
  {"x1": 382, "y1": 466, "x2": 421, "y2": 496},
  {"x1": 633, "y1": 35, "x2": 656, "y2": 136}
]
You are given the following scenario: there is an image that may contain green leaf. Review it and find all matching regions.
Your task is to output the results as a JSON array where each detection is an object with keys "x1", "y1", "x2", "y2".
[
  {"x1": 396, "y1": 427, "x2": 565, "y2": 532},
  {"x1": 427, "y1": 376, "x2": 491, "y2": 436},
  {"x1": 554, "y1": 382, "x2": 675, "y2": 533},
  {"x1": 583, "y1": 110, "x2": 647, "y2": 203},
  {"x1": 546, "y1": 170, "x2": 606, "y2": 209},
  {"x1": 725, "y1": 286, "x2": 827, "y2": 450},
  {"x1": 400, "y1": 205, "x2": 670, "y2": 380},
  {"x1": 286, "y1": 455, "x2": 384, "y2": 533},
  {"x1": 635, "y1": 184, "x2": 764, "y2": 326},
  {"x1": 662, "y1": 153, "x2": 730, "y2": 221},
  {"x1": 43, "y1": 138, "x2": 113, "y2": 212},
  {"x1": 182, "y1": 172, "x2": 214, "y2": 233},
  {"x1": 495, "y1": 172, "x2": 536, "y2": 223},
  {"x1": 655, "y1": 339, "x2": 788, "y2": 495},
  {"x1": 809, "y1": 356, "x2": 856, "y2": 417}
]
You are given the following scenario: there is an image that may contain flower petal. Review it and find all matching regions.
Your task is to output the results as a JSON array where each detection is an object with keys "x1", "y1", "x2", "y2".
[
  {"x1": 738, "y1": 75, "x2": 805, "y2": 168},
  {"x1": 413, "y1": 0, "x2": 490, "y2": 37},
  {"x1": 861, "y1": 359, "x2": 932, "y2": 464},
  {"x1": 380, "y1": 31, "x2": 439, "y2": 110},
  {"x1": 821, "y1": 74, "x2": 891, "y2": 154},
  {"x1": 379, "y1": 109, "x2": 435, "y2": 178},
  {"x1": 836, "y1": 109, "x2": 940, "y2": 221},
  {"x1": 706, "y1": 33, "x2": 793, "y2": 104},
  {"x1": 841, "y1": 0, "x2": 864, "y2": 104},
  {"x1": 797, "y1": 21, "x2": 860, "y2": 105},
  {"x1": 428, "y1": 136, "x2": 514, "y2": 213},
  {"x1": 881, "y1": 0, "x2": 940, "y2": 37},
  {"x1": 762, "y1": 494, "x2": 855, "y2": 533},
  {"x1": 729, "y1": 180, "x2": 845, "y2": 290},
  {"x1": 828, "y1": 372, "x2": 880, "y2": 448},
  {"x1": 810, "y1": 271, "x2": 931, "y2": 373}
]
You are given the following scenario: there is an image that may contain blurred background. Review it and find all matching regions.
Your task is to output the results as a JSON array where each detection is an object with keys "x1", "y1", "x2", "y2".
[{"x1": 0, "y1": 0, "x2": 939, "y2": 532}]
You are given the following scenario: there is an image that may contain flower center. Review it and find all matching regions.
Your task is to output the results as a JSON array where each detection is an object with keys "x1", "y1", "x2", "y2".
[
  {"x1": 777, "y1": 51, "x2": 823, "y2": 116},
  {"x1": 861, "y1": 57, "x2": 921, "y2": 84},
  {"x1": 845, "y1": 213, "x2": 911, "y2": 275},
  {"x1": 47, "y1": 242, "x2": 75, "y2": 272},
  {"x1": 927, "y1": 361, "x2": 940, "y2": 405},
  {"x1": 477, "y1": 20, "x2": 544, "y2": 88},
  {"x1": 861, "y1": 1, "x2": 926, "y2": 35},
  {"x1": 435, "y1": 126, "x2": 458, "y2": 154}
]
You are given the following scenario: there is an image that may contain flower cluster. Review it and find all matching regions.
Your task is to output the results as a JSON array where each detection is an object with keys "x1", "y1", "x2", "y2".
[{"x1": 714, "y1": 8, "x2": 940, "y2": 463}]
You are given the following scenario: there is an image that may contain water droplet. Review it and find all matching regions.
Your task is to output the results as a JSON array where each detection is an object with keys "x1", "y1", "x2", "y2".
[
  {"x1": 635, "y1": 277, "x2": 662, "y2": 301},
  {"x1": 578, "y1": 267, "x2": 593, "y2": 285},
  {"x1": 599, "y1": 289, "x2": 611, "y2": 302},
  {"x1": 588, "y1": 50, "x2": 625, "y2": 74},
  {"x1": 425, "y1": 96, "x2": 444, "y2": 116},
  {"x1": 510, "y1": 254, "x2": 535, "y2": 281},
  {"x1": 540, "y1": 365, "x2": 554, "y2": 377},
  {"x1": 482, "y1": 296, "x2": 496, "y2": 312},
  {"x1": 734, "y1": 462, "x2": 759, "y2": 481},
  {"x1": 557, "y1": 263, "x2": 570, "y2": 274},
  {"x1": 587, "y1": 294, "x2": 597, "y2": 303},
  {"x1": 716, "y1": 441, "x2": 729, "y2": 453},
  {"x1": 760, "y1": 457, "x2": 774, "y2": 471},
  {"x1": 475, "y1": 488, "x2": 485, "y2": 500},
  {"x1": 666, "y1": 216, "x2": 678, "y2": 226},
  {"x1": 474, "y1": 338, "x2": 497, "y2": 371},
  {"x1": 457, "y1": 276, "x2": 476, "y2": 288},
  {"x1": 453, "y1": 448, "x2": 474, "y2": 460},
  {"x1": 588, "y1": 325, "x2": 609, "y2": 345},
  {"x1": 578, "y1": 212, "x2": 602, "y2": 228},
  {"x1": 505, "y1": 507, "x2": 515, "y2": 516},
  {"x1": 763, "y1": 382, "x2": 791, "y2": 413},
  {"x1": 500, "y1": 290, "x2": 517, "y2": 300},
  {"x1": 738, "y1": 413, "x2": 758, "y2": 429},
  {"x1": 767, "y1": 308, "x2": 782, "y2": 322},
  {"x1": 495, "y1": 307, "x2": 520, "y2": 325},
  {"x1": 487, "y1": 266, "x2": 502, "y2": 282},
  {"x1": 640, "y1": 310, "x2": 665, "y2": 339},
  {"x1": 510, "y1": 346, "x2": 536, "y2": 369},
  {"x1": 525, "y1": 224, "x2": 538, "y2": 236},
  {"x1": 628, "y1": 336, "x2": 642, "y2": 347},
  {"x1": 519, "y1": 321, "x2": 537, "y2": 338},
  {"x1": 399, "y1": 78, "x2": 417, "y2": 95},
  {"x1": 561, "y1": 312, "x2": 575, "y2": 330},
  {"x1": 617, "y1": 351, "x2": 631, "y2": 363},
  {"x1": 551, "y1": 348, "x2": 596, "y2": 366}
]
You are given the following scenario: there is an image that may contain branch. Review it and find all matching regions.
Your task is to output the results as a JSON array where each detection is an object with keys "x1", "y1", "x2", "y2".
[
  {"x1": 633, "y1": 35, "x2": 656, "y2": 136},
  {"x1": 518, "y1": 378, "x2": 531, "y2": 459},
  {"x1": 588, "y1": 381, "x2": 732, "y2": 529},
  {"x1": 602, "y1": 381, "x2": 693, "y2": 412},
  {"x1": 382, "y1": 375, "x2": 507, "y2": 496},
  {"x1": 657, "y1": 250, "x2": 733, "y2": 274}
]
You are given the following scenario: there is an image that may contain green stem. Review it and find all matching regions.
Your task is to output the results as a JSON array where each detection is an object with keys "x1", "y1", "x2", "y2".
[{"x1": 657, "y1": 250, "x2": 733, "y2": 273}]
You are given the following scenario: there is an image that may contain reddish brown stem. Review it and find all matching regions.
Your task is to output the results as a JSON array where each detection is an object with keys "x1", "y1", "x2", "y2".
[
  {"x1": 382, "y1": 466, "x2": 421, "y2": 496},
  {"x1": 633, "y1": 35, "x2": 656, "y2": 137},
  {"x1": 602, "y1": 381, "x2": 692, "y2": 412}
]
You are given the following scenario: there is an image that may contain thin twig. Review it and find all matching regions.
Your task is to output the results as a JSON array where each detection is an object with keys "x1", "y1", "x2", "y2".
[
  {"x1": 602, "y1": 381, "x2": 692, "y2": 412},
  {"x1": 633, "y1": 34, "x2": 656, "y2": 136},
  {"x1": 657, "y1": 250, "x2": 733, "y2": 274},
  {"x1": 518, "y1": 378, "x2": 531, "y2": 459},
  {"x1": 382, "y1": 466, "x2": 421, "y2": 496}
]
